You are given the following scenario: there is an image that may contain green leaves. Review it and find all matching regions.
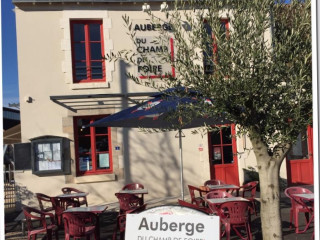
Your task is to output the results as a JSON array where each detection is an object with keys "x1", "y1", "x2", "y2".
[{"x1": 114, "y1": 0, "x2": 311, "y2": 153}]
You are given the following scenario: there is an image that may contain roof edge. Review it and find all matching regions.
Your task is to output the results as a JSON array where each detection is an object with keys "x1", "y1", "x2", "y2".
[{"x1": 12, "y1": 0, "x2": 176, "y2": 3}]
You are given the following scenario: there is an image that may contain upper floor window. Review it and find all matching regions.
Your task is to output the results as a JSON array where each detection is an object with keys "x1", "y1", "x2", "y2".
[
  {"x1": 70, "y1": 20, "x2": 105, "y2": 83},
  {"x1": 203, "y1": 19, "x2": 229, "y2": 74}
]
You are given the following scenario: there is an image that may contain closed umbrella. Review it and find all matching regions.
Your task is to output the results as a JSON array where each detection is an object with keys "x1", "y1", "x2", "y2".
[{"x1": 86, "y1": 88, "x2": 228, "y2": 199}]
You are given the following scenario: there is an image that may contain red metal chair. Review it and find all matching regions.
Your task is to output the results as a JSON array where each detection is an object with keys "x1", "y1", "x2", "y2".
[
  {"x1": 122, "y1": 183, "x2": 144, "y2": 190},
  {"x1": 284, "y1": 187, "x2": 313, "y2": 233},
  {"x1": 63, "y1": 212, "x2": 98, "y2": 240},
  {"x1": 22, "y1": 206, "x2": 59, "y2": 240},
  {"x1": 61, "y1": 187, "x2": 88, "y2": 207},
  {"x1": 115, "y1": 192, "x2": 143, "y2": 215},
  {"x1": 113, "y1": 203, "x2": 147, "y2": 240},
  {"x1": 294, "y1": 195, "x2": 314, "y2": 234},
  {"x1": 215, "y1": 201, "x2": 252, "y2": 240},
  {"x1": 36, "y1": 193, "x2": 54, "y2": 212},
  {"x1": 51, "y1": 197, "x2": 67, "y2": 228},
  {"x1": 122, "y1": 183, "x2": 145, "y2": 205},
  {"x1": 178, "y1": 199, "x2": 211, "y2": 214},
  {"x1": 206, "y1": 190, "x2": 233, "y2": 199},
  {"x1": 205, "y1": 190, "x2": 233, "y2": 213},
  {"x1": 204, "y1": 179, "x2": 225, "y2": 186},
  {"x1": 187, "y1": 185, "x2": 208, "y2": 207},
  {"x1": 237, "y1": 181, "x2": 259, "y2": 215}
]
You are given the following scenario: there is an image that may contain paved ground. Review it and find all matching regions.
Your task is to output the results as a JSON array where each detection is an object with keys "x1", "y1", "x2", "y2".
[{"x1": 4, "y1": 187, "x2": 314, "y2": 240}]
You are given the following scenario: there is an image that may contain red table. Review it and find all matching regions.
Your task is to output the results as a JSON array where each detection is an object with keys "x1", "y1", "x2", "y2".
[{"x1": 206, "y1": 184, "x2": 240, "y2": 192}]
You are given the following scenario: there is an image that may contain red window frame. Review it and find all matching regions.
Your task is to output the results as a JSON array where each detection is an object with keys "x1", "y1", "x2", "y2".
[
  {"x1": 70, "y1": 20, "x2": 106, "y2": 83},
  {"x1": 204, "y1": 19, "x2": 229, "y2": 73},
  {"x1": 74, "y1": 116, "x2": 113, "y2": 176},
  {"x1": 208, "y1": 124, "x2": 237, "y2": 164}
]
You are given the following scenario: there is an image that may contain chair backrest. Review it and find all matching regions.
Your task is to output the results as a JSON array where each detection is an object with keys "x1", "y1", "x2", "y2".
[
  {"x1": 205, "y1": 190, "x2": 233, "y2": 200},
  {"x1": 22, "y1": 206, "x2": 49, "y2": 231},
  {"x1": 216, "y1": 201, "x2": 251, "y2": 225},
  {"x1": 240, "y1": 181, "x2": 259, "y2": 198},
  {"x1": 51, "y1": 197, "x2": 67, "y2": 226},
  {"x1": 116, "y1": 203, "x2": 147, "y2": 236},
  {"x1": 178, "y1": 199, "x2": 211, "y2": 214},
  {"x1": 187, "y1": 185, "x2": 207, "y2": 200},
  {"x1": 285, "y1": 187, "x2": 313, "y2": 198},
  {"x1": 122, "y1": 183, "x2": 144, "y2": 190},
  {"x1": 61, "y1": 187, "x2": 83, "y2": 194},
  {"x1": 63, "y1": 212, "x2": 97, "y2": 237},
  {"x1": 115, "y1": 193, "x2": 142, "y2": 214},
  {"x1": 204, "y1": 179, "x2": 225, "y2": 186},
  {"x1": 36, "y1": 193, "x2": 54, "y2": 212}
]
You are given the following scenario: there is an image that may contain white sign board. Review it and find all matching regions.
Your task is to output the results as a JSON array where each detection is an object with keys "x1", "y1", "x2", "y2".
[
  {"x1": 135, "y1": 36, "x2": 174, "y2": 78},
  {"x1": 133, "y1": 20, "x2": 174, "y2": 79},
  {"x1": 125, "y1": 213, "x2": 220, "y2": 240}
]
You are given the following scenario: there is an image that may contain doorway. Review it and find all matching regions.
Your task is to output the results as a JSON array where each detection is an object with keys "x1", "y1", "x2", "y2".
[
  {"x1": 286, "y1": 126, "x2": 313, "y2": 185},
  {"x1": 208, "y1": 124, "x2": 239, "y2": 185}
]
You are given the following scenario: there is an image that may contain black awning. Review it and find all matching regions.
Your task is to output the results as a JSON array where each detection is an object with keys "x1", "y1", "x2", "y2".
[{"x1": 50, "y1": 92, "x2": 158, "y2": 112}]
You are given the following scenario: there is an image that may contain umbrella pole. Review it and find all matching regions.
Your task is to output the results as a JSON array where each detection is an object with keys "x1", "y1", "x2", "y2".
[{"x1": 179, "y1": 129, "x2": 184, "y2": 200}]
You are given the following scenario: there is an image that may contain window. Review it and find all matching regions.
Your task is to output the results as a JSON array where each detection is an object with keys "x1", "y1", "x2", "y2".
[
  {"x1": 74, "y1": 116, "x2": 113, "y2": 176},
  {"x1": 287, "y1": 130, "x2": 309, "y2": 160},
  {"x1": 203, "y1": 19, "x2": 229, "y2": 74},
  {"x1": 70, "y1": 20, "x2": 105, "y2": 83},
  {"x1": 208, "y1": 125, "x2": 235, "y2": 165}
]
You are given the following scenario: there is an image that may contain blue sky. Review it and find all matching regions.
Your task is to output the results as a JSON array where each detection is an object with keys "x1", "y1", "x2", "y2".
[{"x1": 2, "y1": 0, "x2": 19, "y2": 108}]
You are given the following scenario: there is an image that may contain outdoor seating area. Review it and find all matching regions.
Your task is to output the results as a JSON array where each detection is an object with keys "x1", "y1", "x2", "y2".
[{"x1": 4, "y1": 182, "x2": 314, "y2": 240}]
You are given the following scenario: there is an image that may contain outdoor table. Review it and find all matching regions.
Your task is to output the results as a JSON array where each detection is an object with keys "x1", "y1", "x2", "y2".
[
  {"x1": 206, "y1": 197, "x2": 249, "y2": 205},
  {"x1": 64, "y1": 205, "x2": 108, "y2": 239},
  {"x1": 56, "y1": 192, "x2": 88, "y2": 198},
  {"x1": 119, "y1": 189, "x2": 148, "y2": 194},
  {"x1": 293, "y1": 193, "x2": 314, "y2": 200},
  {"x1": 56, "y1": 192, "x2": 89, "y2": 209},
  {"x1": 205, "y1": 197, "x2": 248, "y2": 213},
  {"x1": 206, "y1": 184, "x2": 240, "y2": 192}
]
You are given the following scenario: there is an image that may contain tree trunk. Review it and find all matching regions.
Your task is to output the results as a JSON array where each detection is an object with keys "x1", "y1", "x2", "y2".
[{"x1": 250, "y1": 134, "x2": 289, "y2": 240}]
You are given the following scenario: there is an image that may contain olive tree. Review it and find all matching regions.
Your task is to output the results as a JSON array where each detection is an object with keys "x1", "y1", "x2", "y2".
[{"x1": 107, "y1": 0, "x2": 312, "y2": 239}]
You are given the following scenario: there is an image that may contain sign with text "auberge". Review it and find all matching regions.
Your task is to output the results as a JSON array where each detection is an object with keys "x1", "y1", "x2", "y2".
[{"x1": 125, "y1": 214, "x2": 219, "y2": 240}]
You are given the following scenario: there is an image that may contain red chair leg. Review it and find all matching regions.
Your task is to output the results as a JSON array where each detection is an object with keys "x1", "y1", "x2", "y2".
[
  {"x1": 289, "y1": 209, "x2": 293, "y2": 229},
  {"x1": 55, "y1": 230, "x2": 59, "y2": 240},
  {"x1": 47, "y1": 229, "x2": 52, "y2": 240},
  {"x1": 225, "y1": 223, "x2": 231, "y2": 240}
]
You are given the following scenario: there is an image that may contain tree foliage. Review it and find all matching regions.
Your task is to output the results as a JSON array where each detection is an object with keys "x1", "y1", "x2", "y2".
[
  {"x1": 105, "y1": 1, "x2": 311, "y2": 238},
  {"x1": 107, "y1": 0, "x2": 311, "y2": 154}
]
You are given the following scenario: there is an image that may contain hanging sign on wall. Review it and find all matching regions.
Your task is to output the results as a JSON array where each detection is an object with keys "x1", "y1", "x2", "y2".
[{"x1": 133, "y1": 20, "x2": 175, "y2": 79}]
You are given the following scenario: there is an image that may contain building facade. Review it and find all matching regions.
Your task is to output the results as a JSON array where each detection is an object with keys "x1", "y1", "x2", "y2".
[{"x1": 12, "y1": 0, "x2": 313, "y2": 206}]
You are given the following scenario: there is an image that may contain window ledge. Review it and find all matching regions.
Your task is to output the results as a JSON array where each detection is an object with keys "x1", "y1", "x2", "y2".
[
  {"x1": 70, "y1": 82, "x2": 110, "y2": 90},
  {"x1": 75, "y1": 173, "x2": 116, "y2": 184}
]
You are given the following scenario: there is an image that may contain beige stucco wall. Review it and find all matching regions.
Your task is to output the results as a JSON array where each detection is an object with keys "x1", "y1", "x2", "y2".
[
  {"x1": 14, "y1": 2, "x2": 285, "y2": 206},
  {"x1": 236, "y1": 133, "x2": 288, "y2": 186}
]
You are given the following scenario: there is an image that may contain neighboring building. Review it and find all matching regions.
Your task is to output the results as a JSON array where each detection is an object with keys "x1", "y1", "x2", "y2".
[
  {"x1": 3, "y1": 107, "x2": 20, "y2": 130},
  {"x1": 3, "y1": 107, "x2": 21, "y2": 144},
  {"x1": 12, "y1": 0, "x2": 313, "y2": 206}
]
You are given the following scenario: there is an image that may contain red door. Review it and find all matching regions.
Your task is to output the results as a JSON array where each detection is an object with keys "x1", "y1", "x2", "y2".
[
  {"x1": 208, "y1": 124, "x2": 239, "y2": 185},
  {"x1": 286, "y1": 126, "x2": 313, "y2": 185}
]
